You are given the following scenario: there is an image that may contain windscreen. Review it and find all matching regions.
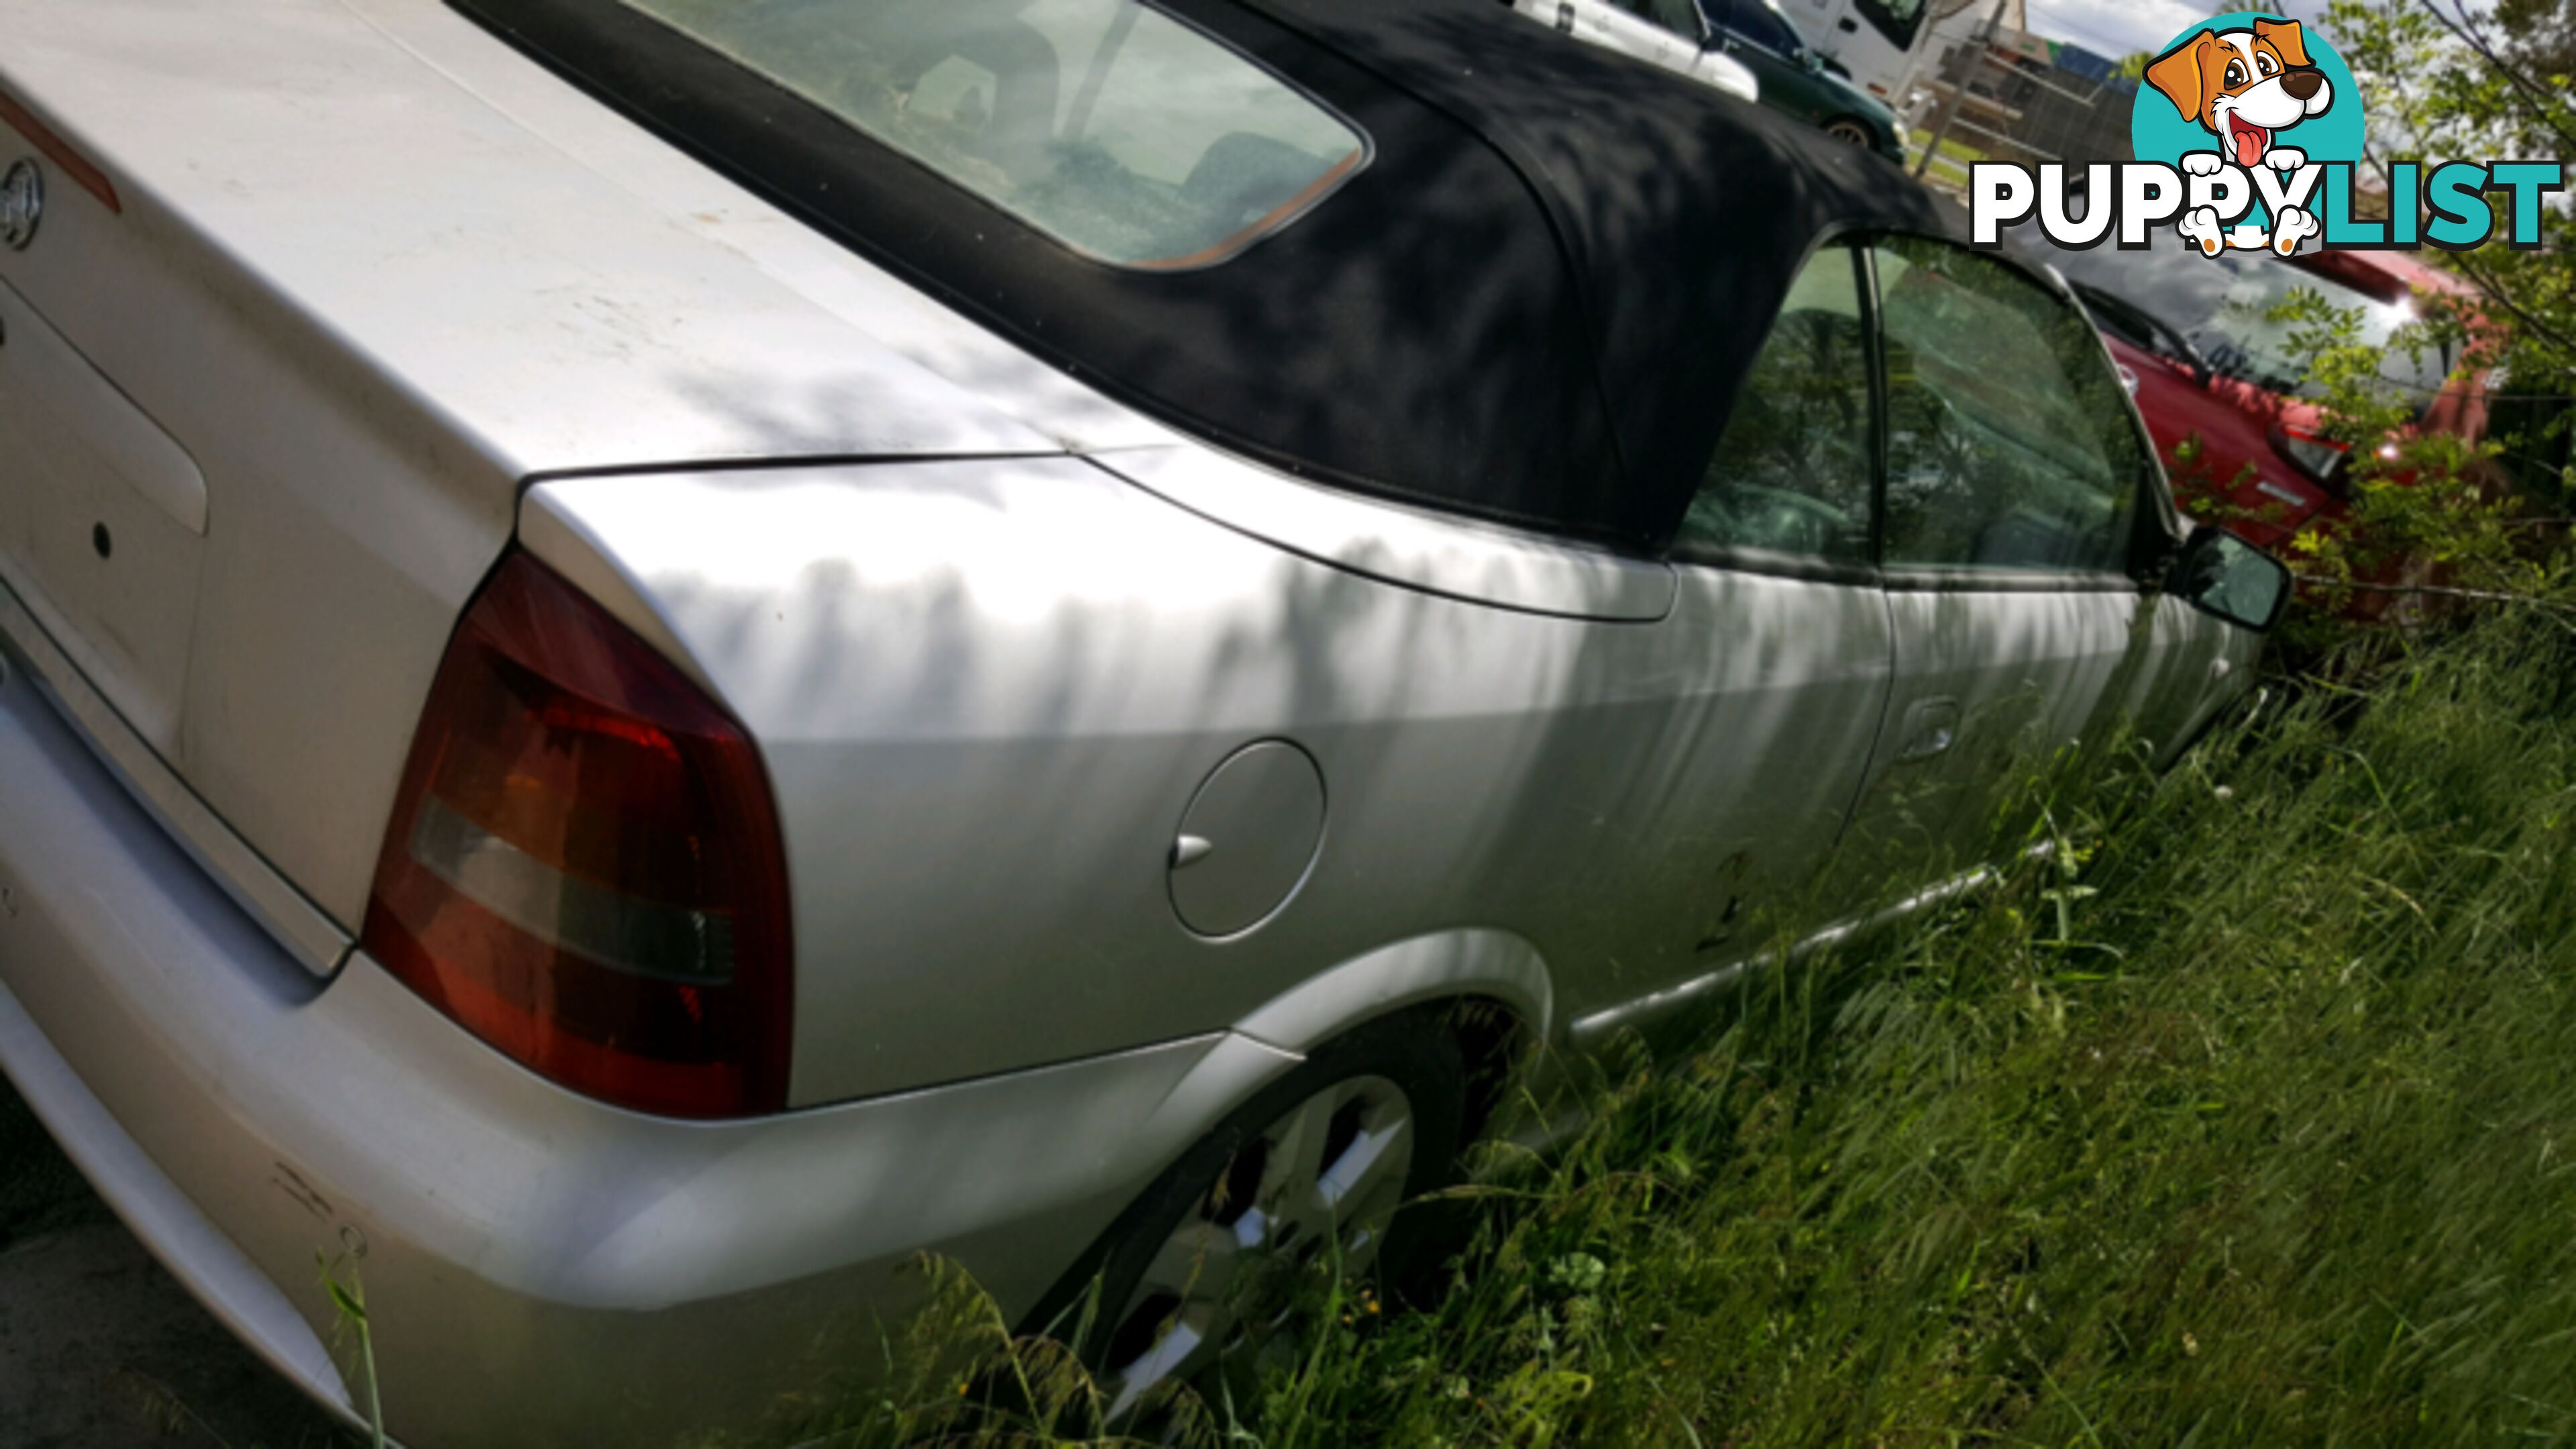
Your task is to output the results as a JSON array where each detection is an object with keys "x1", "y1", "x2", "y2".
[
  {"x1": 1852, "y1": 0, "x2": 1927, "y2": 48},
  {"x1": 618, "y1": 0, "x2": 1369, "y2": 268},
  {"x1": 2025, "y1": 231, "x2": 2453, "y2": 410}
]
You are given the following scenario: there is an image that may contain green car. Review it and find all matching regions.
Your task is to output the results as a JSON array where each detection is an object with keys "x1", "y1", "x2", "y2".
[{"x1": 1695, "y1": 0, "x2": 1909, "y2": 162}]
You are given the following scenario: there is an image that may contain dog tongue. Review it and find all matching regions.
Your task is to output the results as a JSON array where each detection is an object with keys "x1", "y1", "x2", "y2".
[{"x1": 2233, "y1": 123, "x2": 2269, "y2": 167}]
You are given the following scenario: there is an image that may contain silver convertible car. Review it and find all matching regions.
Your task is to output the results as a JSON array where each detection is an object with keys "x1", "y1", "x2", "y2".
[{"x1": 0, "y1": 0, "x2": 2286, "y2": 1441}]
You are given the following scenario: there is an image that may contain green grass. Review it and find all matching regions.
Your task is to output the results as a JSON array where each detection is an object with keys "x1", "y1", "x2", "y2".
[
  {"x1": 775, "y1": 599, "x2": 2576, "y2": 1447},
  {"x1": 1907, "y1": 128, "x2": 1988, "y2": 192}
]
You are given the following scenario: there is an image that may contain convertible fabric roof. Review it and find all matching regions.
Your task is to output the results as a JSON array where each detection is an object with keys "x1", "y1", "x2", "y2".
[
  {"x1": 455, "y1": 0, "x2": 1963, "y2": 547},
  {"x1": 1248, "y1": 0, "x2": 1963, "y2": 540}
]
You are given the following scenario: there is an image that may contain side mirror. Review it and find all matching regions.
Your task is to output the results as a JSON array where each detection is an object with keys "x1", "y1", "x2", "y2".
[
  {"x1": 2169, "y1": 524, "x2": 2291, "y2": 633},
  {"x1": 1801, "y1": 48, "x2": 1826, "y2": 72}
]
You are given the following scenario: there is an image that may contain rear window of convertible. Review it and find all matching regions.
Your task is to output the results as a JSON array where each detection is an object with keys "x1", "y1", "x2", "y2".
[{"x1": 619, "y1": 0, "x2": 1371, "y2": 268}]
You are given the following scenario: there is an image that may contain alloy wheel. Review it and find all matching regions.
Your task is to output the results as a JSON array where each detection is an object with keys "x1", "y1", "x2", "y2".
[
  {"x1": 1095, "y1": 1073, "x2": 1416, "y2": 1421},
  {"x1": 1825, "y1": 119, "x2": 1874, "y2": 147}
]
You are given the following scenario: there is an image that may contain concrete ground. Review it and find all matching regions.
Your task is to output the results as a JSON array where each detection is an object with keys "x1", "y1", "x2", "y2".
[{"x1": 0, "y1": 1079, "x2": 348, "y2": 1449}]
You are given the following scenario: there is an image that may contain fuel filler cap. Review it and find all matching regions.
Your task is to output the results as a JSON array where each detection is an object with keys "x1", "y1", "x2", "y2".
[{"x1": 1168, "y1": 741, "x2": 1325, "y2": 938}]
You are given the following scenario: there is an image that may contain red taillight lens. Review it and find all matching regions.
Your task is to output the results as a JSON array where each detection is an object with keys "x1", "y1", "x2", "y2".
[{"x1": 361, "y1": 553, "x2": 792, "y2": 1118}]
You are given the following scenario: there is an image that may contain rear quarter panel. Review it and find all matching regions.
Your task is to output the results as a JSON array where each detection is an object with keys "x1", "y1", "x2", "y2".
[{"x1": 527, "y1": 456, "x2": 1894, "y2": 1105}]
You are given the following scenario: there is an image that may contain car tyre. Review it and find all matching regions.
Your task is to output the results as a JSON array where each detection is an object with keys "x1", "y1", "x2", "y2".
[
  {"x1": 1040, "y1": 1007, "x2": 1468, "y2": 1425},
  {"x1": 1823, "y1": 117, "x2": 1876, "y2": 148}
]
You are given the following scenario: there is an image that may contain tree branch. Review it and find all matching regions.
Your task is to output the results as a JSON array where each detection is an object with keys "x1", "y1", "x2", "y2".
[
  {"x1": 2294, "y1": 575, "x2": 2568, "y2": 608},
  {"x1": 2410, "y1": 0, "x2": 2576, "y2": 156},
  {"x1": 2442, "y1": 248, "x2": 2576, "y2": 366}
]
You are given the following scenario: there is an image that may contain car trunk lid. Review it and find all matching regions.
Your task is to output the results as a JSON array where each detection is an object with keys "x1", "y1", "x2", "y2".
[{"x1": 0, "y1": 0, "x2": 1067, "y2": 948}]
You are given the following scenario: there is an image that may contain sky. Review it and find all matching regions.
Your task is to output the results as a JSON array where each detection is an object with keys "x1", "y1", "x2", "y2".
[{"x1": 2021, "y1": 0, "x2": 2336, "y2": 60}]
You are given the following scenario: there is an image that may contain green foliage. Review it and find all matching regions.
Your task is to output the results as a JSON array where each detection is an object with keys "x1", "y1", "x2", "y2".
[
  {"x1": 2276, "y1": 3, "x2": 2576, "y2": 596},
  {"x1": 1238, "y1": 606, "x2": 2576, "y2": 1447},
  {"x1": 2135, "y1": 3, "x2": 2576, "y2": 644},
  {"x1": 2326, "y1": 0, "x2": 2576, "y2": 437},
  {"x1": 319, "y1": 1254, "x2": 386, "y2": 1449},
  {"x1": 2260, "y1": 283, "x2": 2545, "y2": 612}
]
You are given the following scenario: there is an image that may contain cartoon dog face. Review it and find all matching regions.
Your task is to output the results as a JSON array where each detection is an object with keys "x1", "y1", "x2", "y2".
[{"x1": 2145, "y1": 19, "x2": 2332, "y2": 168}]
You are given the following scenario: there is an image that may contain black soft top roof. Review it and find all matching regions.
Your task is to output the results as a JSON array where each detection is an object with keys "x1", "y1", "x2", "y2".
[{"x1": 455, "y1": 0, "x2": 1964, "y2": 547}]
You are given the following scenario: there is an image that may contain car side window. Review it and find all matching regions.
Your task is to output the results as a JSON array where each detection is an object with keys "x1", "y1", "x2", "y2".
[
  {"x1": 1677, "y1": 244, "x2": 1874, "y2": 564},
  {"x1": 1729, "y1": 1, "x2": 1805, "y2": 54},
  {"x1": 1872, "y1": 236, "x2": 2146, "y2": 575},
  {"x1": 612, "y1": 0, "x2": 1368, "y2": 270}
]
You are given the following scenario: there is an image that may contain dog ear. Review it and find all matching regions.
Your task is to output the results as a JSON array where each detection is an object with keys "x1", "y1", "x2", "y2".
[
  {"x1": 2145, "y1": 31, "x2": 2216, "y2": 127},
  {"x1": 2255, "y1": 17, "x2": 2313, "y2": 69}
]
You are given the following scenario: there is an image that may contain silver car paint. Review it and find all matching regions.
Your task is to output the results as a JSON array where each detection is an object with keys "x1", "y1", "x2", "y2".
[
  {"x1": 0, "y1": 270, "x2": 207, "y2": 762},
  {"x1": 1569, "y1": 592, "x2": 2256, "y2": 1046},
  {"x1": 1229, "y1": 927, "x2": 1557, "y2": 1055},
  {"x1": 1, "y1": 622, "x2": 1317, "y2": 1444},
  {"x1": 1100, "y1": 443, "x2": 1680, "y2": 621},
  {"x1": 0, "y1": 0, "x2": 1079, "y2": 930},
  {"x1": 1845, "y1": 586, "x2": 2246, "y2": 887},
  {"x1": 0, "y1": 1, "x2": 2260, "y2": 1443},
  {"x1": 522, "y1": 456, "x2": 1911, "y2": 1104},
  {"x1": 1859, "y1": 588, "x2": 2179, "y2": 863},
  {"x1": 0, "y1": 576, "x2": 348, "y2": 973}
]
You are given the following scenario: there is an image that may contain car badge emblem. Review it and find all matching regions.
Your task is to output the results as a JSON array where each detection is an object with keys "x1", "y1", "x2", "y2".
[{"x1": 0, "y1": 160, "x2": 40, "y2": 250}]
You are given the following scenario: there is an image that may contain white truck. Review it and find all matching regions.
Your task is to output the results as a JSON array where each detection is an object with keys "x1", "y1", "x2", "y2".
[{"x1": 1777, "y1": 0, "x2": 1947, "y2": 107}]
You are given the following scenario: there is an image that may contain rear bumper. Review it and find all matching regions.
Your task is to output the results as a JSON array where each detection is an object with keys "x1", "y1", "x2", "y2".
[{"x1": 0, "y1": 627, "x2": 1297, "y2": 1446}]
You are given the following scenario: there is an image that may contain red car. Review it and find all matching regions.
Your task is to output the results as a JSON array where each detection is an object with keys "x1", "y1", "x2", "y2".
[{"x1": 2010, "y1": 233, "x2": 2485, "y2": 553}]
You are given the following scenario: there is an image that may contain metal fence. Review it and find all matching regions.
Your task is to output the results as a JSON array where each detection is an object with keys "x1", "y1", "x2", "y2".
[{"x1": 1907, "y1": 1, "x2": 2138, "y2": 192}]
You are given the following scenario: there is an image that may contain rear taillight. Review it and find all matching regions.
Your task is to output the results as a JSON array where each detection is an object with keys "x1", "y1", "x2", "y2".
[{"x1": 361, "y1": 553, "x2": 792, "y2": 1118}]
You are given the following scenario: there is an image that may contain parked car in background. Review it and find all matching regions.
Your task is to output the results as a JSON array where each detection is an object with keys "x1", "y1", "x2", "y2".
[
  {"x1": 1, "y1": 0, "x2": 2283, "y2": 1444},
  {"x1": 1507, "y1": 0, "x2": 1762, "y2": 102},
  {"x1": 1774, "y1": 0, "x2": 1943, "y2": 107},
  {"x1": 1702, "y1": 0, "x2": 1908, "y2": 158},
  {"x1": 1513, "y1": 0, "x2": 1905, "y2": 160},
  {"x1": 2010, "y1": 225, "x2": 2496, "y2": 555}
]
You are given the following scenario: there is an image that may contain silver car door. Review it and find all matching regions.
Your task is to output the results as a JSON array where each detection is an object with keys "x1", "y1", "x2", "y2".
[
  {"x1": 1841, "y1": 235, "x2": 2174, "y2": 888},
  {"x1": 1568, "y1": 241, "x2": 1895, "y2": 1033}
]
